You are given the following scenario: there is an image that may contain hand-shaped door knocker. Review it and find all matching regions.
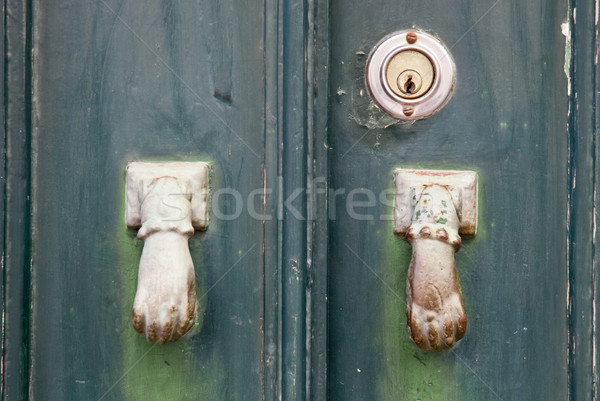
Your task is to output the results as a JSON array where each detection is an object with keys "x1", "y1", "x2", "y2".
[
  {"x1": 125, "y1": 162, "x2": 209, "y2": 344},
  {"x1": 394, "y1": 169, "x2": 477, "y2": 352}
]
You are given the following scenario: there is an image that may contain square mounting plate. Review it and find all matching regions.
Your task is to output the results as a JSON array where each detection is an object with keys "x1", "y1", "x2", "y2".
[
  {"x1": 393, "y1": 169, "x2": 478, "y2": 236},
  {"x1": 125, "y1": 161, "x2": 210, "y2": 231}
]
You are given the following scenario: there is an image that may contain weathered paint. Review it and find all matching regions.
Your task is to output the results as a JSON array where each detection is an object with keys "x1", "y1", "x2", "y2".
[
  {"x1": 377, "y1": 224, "x2": 456, "y2": 400},
  {"x1": 114, "y1": 161, "x2": 228, "y2": 400},
  {"x1": 117, "y1": 224, "x2": 224, "y2": 401},
  {"x1": 328, "y1": 0, "x2": 569, "y2": 397},
  {"x1": 24, "y1": 0, "x2": 268, "y2": 398},
  {"x1": 4, "y1": 0, "x2": 598, "y2": 399}
]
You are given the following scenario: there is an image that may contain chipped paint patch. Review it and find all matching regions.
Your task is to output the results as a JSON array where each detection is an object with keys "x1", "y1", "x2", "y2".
[{"x1": 561, "y1": 21, "x2": 572, "y2": 96}]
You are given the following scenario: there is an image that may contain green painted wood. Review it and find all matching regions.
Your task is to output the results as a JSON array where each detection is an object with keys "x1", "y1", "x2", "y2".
[
  {"x1": 596, "y1": 4, "x2": 600, "y2": 393},
  {"x1": 262, "y1": 1, "x2": 281, "y2": 399},
  {"x1": 569, "y1": 0, "x2": 599, "y2": 399},
  {"x1": 26, "y1": 1, "x2": 277, "y2": 400},
  {"x1": 3, "y1": 0, "x2": 600, "y2": 399},
  {"x1": 326, "y1": 0, "x2": 570, "y2": 400},
  {"x1": 281, "y1": 0, "x2": 308, "y2": 399},
  {"x1": 306, "y1": 0, "x2": 331, "y2": 399},
  {"x1": 3, "y1": 1, "x2": 33, "y2": 400}
]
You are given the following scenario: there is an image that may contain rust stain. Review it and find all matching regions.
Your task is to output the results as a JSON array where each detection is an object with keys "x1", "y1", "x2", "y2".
[{"x1": 413, "y1": 170, "x2": 461, "y2": 177}]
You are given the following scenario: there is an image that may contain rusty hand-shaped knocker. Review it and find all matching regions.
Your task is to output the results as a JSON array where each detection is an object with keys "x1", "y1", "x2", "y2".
[
  {"x1": 405, "y1": 185, "x2": 466, "y2": 351},
  {"x1": 394, "y1": 169, "x2": 477, "y2": 352}
]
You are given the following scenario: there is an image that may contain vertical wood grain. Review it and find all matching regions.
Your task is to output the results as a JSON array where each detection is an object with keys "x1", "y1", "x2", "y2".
[
  {"x1": 568, "y1": 0, "x2": 599, "y2": 399},
  {"x1": 27, "y1": 1, "x2": 271, "y2": 399},
  {"x1": 4, "y1": 0, "x2": 599, "y2": 399},
  {"x1": 2, "y1": 0, "x2": 32, "y2": 400}
]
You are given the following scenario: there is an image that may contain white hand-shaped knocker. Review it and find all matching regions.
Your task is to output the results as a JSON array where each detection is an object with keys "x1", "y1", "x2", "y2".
[{"x1": 126, "y1": 162, "x2": 209, "y2": 344}]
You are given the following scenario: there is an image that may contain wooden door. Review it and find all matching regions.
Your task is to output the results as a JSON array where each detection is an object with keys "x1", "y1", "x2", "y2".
[
  {"x1": 324, "y1": 0, "x2": 597, "y2": 400},
  {"x1": 4, "y1": 0, "x2": 279, "y2": 400},
  {"x1": 2, "y1": 0, "x2": 597, "y2": 400}
]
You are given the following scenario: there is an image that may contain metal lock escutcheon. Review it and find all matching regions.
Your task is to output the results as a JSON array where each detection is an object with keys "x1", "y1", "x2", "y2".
[{"x1": 366, "y1": 30, "x2": 456, "y2": 120}]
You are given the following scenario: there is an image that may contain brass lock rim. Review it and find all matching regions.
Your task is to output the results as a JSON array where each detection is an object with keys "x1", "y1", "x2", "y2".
[{"x1": 366, "y1": 30, "x2": 456, "y2": 120}]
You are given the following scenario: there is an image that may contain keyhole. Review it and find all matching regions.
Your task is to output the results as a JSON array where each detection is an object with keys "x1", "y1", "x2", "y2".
[
  {"x1": 404, "y1": 76, "x2": 416, "y2": 94},
  {"x1": 396, "y1": 69, "x2": 423, "y2": 97}
]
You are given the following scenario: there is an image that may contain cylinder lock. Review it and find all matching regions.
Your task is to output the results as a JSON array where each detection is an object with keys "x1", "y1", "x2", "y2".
[
  {"x1": 366, "y1": 30, "x2": 455, "y2": 120},
  {"x1": 386, "y1": 51, "x2": 434, "y2": 99}
]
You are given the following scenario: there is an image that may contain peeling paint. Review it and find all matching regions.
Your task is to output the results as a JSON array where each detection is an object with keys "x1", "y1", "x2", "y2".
[
  {"x1": 593, "y1": 4, "x2": 599, "y2": 399},
  {"x1": 561, "y1": 21, "x2": 572, "y2": 96},
  {"x1": 348, "y1": 51, "x2": 400, "y2": 130},
  {"x1": 594, "y1": 0, "x2": 600, "y2": 65}
]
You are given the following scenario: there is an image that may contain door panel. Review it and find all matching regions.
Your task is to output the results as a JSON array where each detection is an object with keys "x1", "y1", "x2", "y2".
[
  {"x1": 327, "y1": 0, "x2": 568, "y2": 399},
  {"x1": 28, "y1": 1, "x2": 270, "y2": 400},
  {"x1": 3, "y1": 0, "x2": 596, "y2": 400}
]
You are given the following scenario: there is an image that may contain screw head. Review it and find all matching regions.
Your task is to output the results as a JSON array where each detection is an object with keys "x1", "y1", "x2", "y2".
[
  {"x1": 403, "y1": 105, "x2": 414, "y2": 116},
  {"x1": 406, "y1": 32, "x2": 418, "y2": 44}
]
